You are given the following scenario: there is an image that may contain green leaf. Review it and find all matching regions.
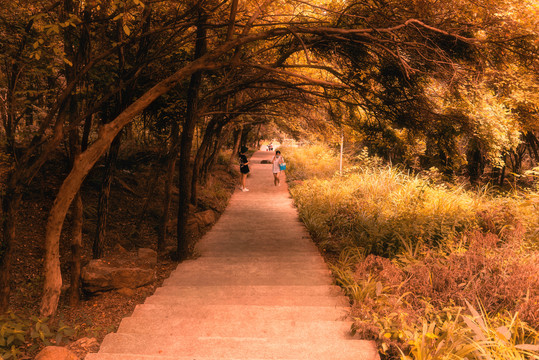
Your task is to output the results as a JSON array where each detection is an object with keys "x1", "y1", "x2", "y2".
[
  {"x1": 41, "y1": 324, "x2": 51, "y2": 336},
  {"x1": 123, "y1": 24, "x2": 131, "y2": 36}
]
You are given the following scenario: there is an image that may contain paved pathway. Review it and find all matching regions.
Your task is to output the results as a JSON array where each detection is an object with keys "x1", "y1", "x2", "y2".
[{"x1": 86, "y1": 151, "x2": 379, "y2": 360}]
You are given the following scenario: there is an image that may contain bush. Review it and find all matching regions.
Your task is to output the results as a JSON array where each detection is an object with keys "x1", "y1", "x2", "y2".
[
  {"x1": 286, "y1": 144, "x2": 539, "y2": 359},
  {"x1": 280, "y1": 144, "x2": 342, "y2": 181},
  {"x1": 0, "y1": 312, "x2": 75, "y2": 359},
  {"x1": 291, "y1": 166, "x2": 479, "y2": 256}
]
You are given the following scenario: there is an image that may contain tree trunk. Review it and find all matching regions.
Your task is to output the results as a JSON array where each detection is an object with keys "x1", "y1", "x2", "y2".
[
  {"x1": 158, "y1": 119, "x2": 180, "y2": 253},
  {"x1": 93, "y1": 133, "x2": 121, "y2": 259},
  {"x1": 191, "y1": 118, "x2": 218, "y2": 205},
  {"x1": 229, "y1": 127, "x2": 242, "y2": 166},
  {"x1": 467, "y1": 146, "x2": 483, "y2": 185},
  {"x1": 136, "y1": 167, "x2": 160, "y2": 232},
  {"x1": 525, "y1": 131, "x2": 539, "y2": 163},
  {"x1": 93, "y1": 15, "x2": 129, "y2": 258},
  {"x1": 499, "y1": 165, "x2": 506, "y2": 187},
  {"x1": 159, "y1": 154, "x2": 177, "y2": 252},
  {"x1": 176, "y1": 14, "x2": 208, "y2": 260},
  {"x1": 202, "y1": 126, "x2": 225, "y2": 182}
]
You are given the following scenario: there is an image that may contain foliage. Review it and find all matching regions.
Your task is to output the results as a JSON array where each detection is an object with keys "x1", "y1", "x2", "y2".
[
  {"x1": 280, "y1": 144, "x2": 342, "y2": 181},
  {"x1": 0, "y1": 312, "x2": 75, "y2": 359},
  {"x1": 291, "y1": 162, "x2": 480, "y2": 256},
  {"x1": 287, "y1": 145, "x2": 539, "y2": 359}
]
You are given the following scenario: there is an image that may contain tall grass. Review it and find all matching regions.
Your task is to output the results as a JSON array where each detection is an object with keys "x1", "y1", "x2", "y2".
[
  {"x1": 285, "y1": 144, "x2": 539, "y2": 359},
  {"x1": 290, "y1": 164, "x2": 479, "y2": 257},
  {"x1": 280, "y1": 144, "x2": 342, "y2": 181}
]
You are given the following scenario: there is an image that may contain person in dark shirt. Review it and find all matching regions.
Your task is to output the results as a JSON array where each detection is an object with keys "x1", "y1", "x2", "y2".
[{"x1": 239, "y1": 146, "x2": 250, "y2": 192}]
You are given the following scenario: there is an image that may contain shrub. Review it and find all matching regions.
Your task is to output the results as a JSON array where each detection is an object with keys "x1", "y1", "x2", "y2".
[
  {"x1": 291, "y1": 166, "x2": 479, "y2": 256},
  {"x1": 0, "y1": 312, "x2": 75, "y2": 359},
  {"x1": 280, "y1": 144, "x2": 342, "y2": 181},
  {"x1": 286, "y1": 144, "x2": 539, "y2": 359}
]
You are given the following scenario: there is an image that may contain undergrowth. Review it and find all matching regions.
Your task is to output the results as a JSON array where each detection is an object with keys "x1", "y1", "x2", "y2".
[
  {"x1": 0, "y1": 312, "x2": 75, "y2": 359},
  {"x1": 284, "y1": 144, "x2": 539, "y2": 359}
]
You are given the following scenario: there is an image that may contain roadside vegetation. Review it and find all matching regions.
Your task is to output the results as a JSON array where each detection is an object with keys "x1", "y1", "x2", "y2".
[{"x1": 284, "y1": 144, "x2": 539, "y2": 359}]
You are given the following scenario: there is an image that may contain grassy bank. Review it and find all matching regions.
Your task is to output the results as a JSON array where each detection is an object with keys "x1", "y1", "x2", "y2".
[{"x1": 282, "y1": 145, "x2": 539, "y2": 359}]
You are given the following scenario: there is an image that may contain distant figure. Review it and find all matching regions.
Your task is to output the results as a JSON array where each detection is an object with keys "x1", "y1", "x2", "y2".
[
  {"x1": 239, "y1": 146, "x2": 250, "y2": 192},
  {"x1": 271, "y1": 150, "x2": 285, "y2": 186},
  {"x1": 267, "y1": 143, "x2": 273, "y2": 151}
]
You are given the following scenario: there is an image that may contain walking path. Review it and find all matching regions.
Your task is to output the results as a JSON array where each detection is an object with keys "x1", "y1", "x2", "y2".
[{"x1": 86, "y1": 150, "x2": 379, "y2": 360}]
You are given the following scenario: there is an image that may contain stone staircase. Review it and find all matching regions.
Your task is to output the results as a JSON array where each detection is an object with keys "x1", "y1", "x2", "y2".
[{"x1": 85, "y1": 151, "x2": 380, "y2": 360}]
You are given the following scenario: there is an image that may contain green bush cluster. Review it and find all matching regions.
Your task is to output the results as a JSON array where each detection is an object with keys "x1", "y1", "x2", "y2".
[{"x1": 0, "y1": 312, "x2": 74, "y2": 359}]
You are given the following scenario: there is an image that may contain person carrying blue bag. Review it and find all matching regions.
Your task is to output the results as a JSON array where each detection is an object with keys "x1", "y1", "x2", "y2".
[{"x1": 271, "y1": 150, "x2": 285, "y2": 186}]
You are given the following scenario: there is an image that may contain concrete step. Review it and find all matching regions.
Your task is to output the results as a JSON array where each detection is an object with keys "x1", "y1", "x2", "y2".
[
  {"x1": 194, "y1": 247, "x2": 321, "y2": 257},
  {"x1": 208, "y1": 224, "x2": 307, "y2": 233},
  {"x1": 172, "y1": 260, "x2": 328, "y2": 273},
  {"x1": 162, "y1": 271, "x2": 333, "y2": 286},
  {"x1": 98, "y1": 333, "x2": 380, "y2": 359},
  {"x1": 193, "y1": 254, "x2": 326, "y2": 263},
  {"x1": 153, "y1": 285, "x2": 344, "y2": 298},
  {"x1": 144, "y1": 293, "x2": 348, "y2": 307},
  {"x1": 87, "y1": 355, "x2": 378, "y2": 360},
  {"x1": 182, "y1": 255, "x2": 327, "y2": 265},
  {"x1": 197, "y1": 236, "x2": 319, "y2": 248},
  {"x1": 117, "y1": 317, "x2": 354, "y2": 339},
  {"x1": 130, "y1": 304, "x2": 351, "y2": 322},
  {"x1": 199, "y1": 238, "x2": 317, "y2": 249},
  {"x1": 170, "y1": 263, "x2": 332, "y2": 278}
]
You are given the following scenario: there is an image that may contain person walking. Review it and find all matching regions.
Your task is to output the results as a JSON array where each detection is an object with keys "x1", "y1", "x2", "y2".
[
  {"x1": 271, "y1": 150, "x2": 285, "y2": 186},
  {"x1": 239, "y1": 146, "x2": 250, "y2": 191}
]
